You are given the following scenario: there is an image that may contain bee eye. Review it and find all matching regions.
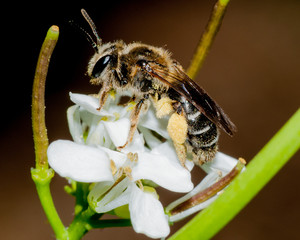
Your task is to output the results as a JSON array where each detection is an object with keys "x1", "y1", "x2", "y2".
[{"x1": 92, "y1": 55, "x2": 111, "y2": 78}]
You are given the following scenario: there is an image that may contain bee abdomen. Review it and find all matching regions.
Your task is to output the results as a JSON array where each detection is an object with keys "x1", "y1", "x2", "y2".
[
  {"x1": 187, "y1": 112, "x2": 218, "y2": 146},
  {"x1": 183, "y1": 101, "x2": 219, "y2": 165}
]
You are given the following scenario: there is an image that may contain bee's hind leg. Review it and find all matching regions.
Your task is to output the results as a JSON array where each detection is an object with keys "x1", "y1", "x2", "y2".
[{"x1": 167, "y1": 111, "x2": 188, "y2": 168}]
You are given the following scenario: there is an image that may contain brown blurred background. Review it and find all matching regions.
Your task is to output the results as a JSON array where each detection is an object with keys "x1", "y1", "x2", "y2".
[{"x1": 1, "y1": 0, "x2": 299, "y2": 239}]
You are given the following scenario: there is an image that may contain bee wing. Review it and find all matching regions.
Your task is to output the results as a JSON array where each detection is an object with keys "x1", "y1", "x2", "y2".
[{"x1": 147, "y1": 63, "x2": 237, "y2": 136}]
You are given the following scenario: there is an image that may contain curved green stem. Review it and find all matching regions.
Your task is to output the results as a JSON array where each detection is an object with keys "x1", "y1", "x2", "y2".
[
  {"x1": 32, "y1": 25, "x2": 59, "y2": 169},
  {"x1": 169, "y1": 108, "x2": 300, "y2": 240},
  {"x1": 31, "y1": 26, "x2": 67, "y2": 238}
]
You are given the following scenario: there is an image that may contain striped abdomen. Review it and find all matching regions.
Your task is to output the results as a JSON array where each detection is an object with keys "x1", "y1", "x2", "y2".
[{"x1": 180, "y1": 97, "x2": 219, "y2": 165}]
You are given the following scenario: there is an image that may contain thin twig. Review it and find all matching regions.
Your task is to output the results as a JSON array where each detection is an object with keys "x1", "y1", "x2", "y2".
[{"x1": 187, "y1": 0, "x2": 229, "y2": 79}]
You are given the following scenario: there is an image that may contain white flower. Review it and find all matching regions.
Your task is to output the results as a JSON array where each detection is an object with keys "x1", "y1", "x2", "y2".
[
  {"x1": 68, "y1": 92, "x2": 171, "y2": 149},
  {"x1": 87, "y1": 138, "x2": 190, "y2": 238},
  {"x1": 48, "y1": 92, "x2": 194, "y2": 239},
  {"x1": 48, "y1": 91, "x2": 243, "y2": 238}
]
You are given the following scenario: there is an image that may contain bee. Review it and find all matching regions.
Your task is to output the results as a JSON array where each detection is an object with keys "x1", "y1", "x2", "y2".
[{"x1": 79, "y1": 9, "x2": 236, "y2": 166}]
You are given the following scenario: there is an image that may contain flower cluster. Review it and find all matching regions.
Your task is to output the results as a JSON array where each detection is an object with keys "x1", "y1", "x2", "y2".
[{"x1": 47, "y1": 92, "x2": 239, "y2": 238}]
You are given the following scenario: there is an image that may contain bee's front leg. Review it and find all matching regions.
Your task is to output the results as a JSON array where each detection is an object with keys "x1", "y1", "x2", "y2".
[
  {"x1": 117, "y1": 98, "x2": 146, "y2": 150},
  {"x1": 97, "y1": 83, "x2": 112, "y2": 111}
]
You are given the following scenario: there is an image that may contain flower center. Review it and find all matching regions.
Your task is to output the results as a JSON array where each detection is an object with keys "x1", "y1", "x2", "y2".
[{"x1": 110, "y1": 152, "x2": 139, "y2": 180}]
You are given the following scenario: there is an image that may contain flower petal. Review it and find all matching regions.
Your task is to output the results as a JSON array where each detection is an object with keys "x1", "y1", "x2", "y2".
[
  {"x1": 67, "y1": 105, "x2": 84, "y2": 143},
  {"x1": 151, "y1": 141, "x2": 194, "y2": 171},
  {"x1": 120, "y1": 132, "x2": 146, "y2": 154},
  {"x1": 166, "y1": 171, "x2": 219, "y2": 212},
  {"x1": 201, "y1": 152, "x2": 239, "y2": 175},
  {"x1": 97, "y1": 146, "x2": 127, "y2": 169},
  {"x1": 88, "y1": 181, "x2": 114, "y2": 209},
  {"x1": 86, "y1": 122, "x2": 114, "y2": 148},
  {"x1": 139, "y1": 105, "x2": 170, "y2": 139},
  {"x1": 166, "y1": 171, "x2": 220, "y2": 222},
  {"x1": 103, "y1": 118, "x2": 130, "y2": 147},
  {"x1": 129, "y1": 184, "x2": 170, "y2": 239},
  {"x1": 48, "y1": 140, "x2": 113, "y2": 182},
  {"x1": 93, "y1": 178, "x2": 131, "y2": 213},
  {"x1": 138, "y1": 126, "x2": 163, "y2": 149},
  {"x1": 70, "y1": 92, "x2": 113, "y2": 116},
  {"x1": 132, "y1": 150, "x2": 193, "y2": 193}
]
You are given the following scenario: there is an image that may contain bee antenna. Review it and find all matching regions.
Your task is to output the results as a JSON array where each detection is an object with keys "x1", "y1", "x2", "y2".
[
  {"x1": 68, "y1": 20, "x2": 99, "y2": 52},
  {"x1": 81, "y1": 9, "x2": 102, "y2": 48}
]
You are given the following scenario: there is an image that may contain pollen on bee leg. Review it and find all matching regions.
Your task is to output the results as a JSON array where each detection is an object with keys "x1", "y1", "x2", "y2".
[
  {"x1": 173, "y1": 142, "x2": 187, "y2": 167},
  {"x1": 168, "y1": 112, "x2": 188, "y2": 167},
  {"x1": 153, "y1": 96, "x2": 174, "y2": 118},
  {"x1": 167, "y1": 112, "x2": 188, "y2": 144}
]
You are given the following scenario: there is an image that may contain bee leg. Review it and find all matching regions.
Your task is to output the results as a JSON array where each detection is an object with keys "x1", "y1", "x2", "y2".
[
  {"x1": 97, "y1": 83, "x2": 112, "y2": 111},
  {"x1": 117, "y1": 98, "x2": 145, "y2": 150},
  {"x1": 167, "y1": 112, "x2": 188, "y2": 167}
]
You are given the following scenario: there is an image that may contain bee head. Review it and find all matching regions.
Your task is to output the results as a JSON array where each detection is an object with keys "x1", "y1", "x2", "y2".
[
  {"x1": 87, "y1": 41, "x2": 124, "y2": 86},
  {"x1": 79, "y1": 9, "x2": 118, "y2": 84}
]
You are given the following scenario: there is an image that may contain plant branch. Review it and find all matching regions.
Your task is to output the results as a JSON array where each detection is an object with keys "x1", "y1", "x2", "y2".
[
  {"x1": 31, "y1": 26, "x2": 67, "y2": 239},
  {"x1": 32, "y1": 25, "x2": 59, "y2": 169},
  {"x1": 67, "y1": 206, "x2": 131, "y2": 239},
  {"x1": 169, "y1": 108, "x2": 300, "y2": 240},
  {"x1": 187, "y1": 0, "x2": 229, "y2": 79},
  {"x1": 67, "y1": 207, "x2": 96, "y2": 240},
  {"x1": 74, "y1": 182, "x2": 90, "y2": 215}
]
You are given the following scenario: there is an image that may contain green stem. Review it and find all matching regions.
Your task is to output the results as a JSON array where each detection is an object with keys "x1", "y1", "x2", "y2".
[
  {"x1": 67, "y1": 207, "x2": 96, "y2": 240},
  {"x1": 31, "y1": 168, "x2": 68, "y2": 239},
  {"x1": 169, "y1": 108, "x2": 300, "y2": 240},
  {"x1": 31, "y1": 26, "x2": 67, "y2": 239},
  {"x1": 67, "y1": 207, "x2": 131, "y2": 239},
  {"x1": 74, "y1": 182, "x2": 90, "y2": 215},
  {"x1": 32, "y1": 25, "x2": 59, "y2": 169},
  {"x1": 187, "y1": 0, "x2": 229, "y2": 79}
]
